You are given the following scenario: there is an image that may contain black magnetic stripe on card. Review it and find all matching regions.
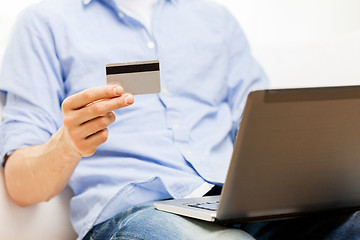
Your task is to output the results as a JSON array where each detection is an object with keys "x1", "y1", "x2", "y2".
[{"x1": 106, "y1": 62, "x2": 159, "y2": 75}]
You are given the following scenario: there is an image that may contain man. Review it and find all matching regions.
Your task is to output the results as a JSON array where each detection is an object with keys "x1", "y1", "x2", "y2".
[{"x1": 0, "y1": 0, "x2": 359, "y2": 239}]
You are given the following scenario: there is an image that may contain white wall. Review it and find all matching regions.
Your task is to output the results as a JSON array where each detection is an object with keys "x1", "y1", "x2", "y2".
[
  {"x1": 1, "y1": 0, "x2": 360, "y2": 88},
  {"x1": 0, "y1": 0, "x2": 41, "y2": 57},
  {"x1": 217, "y1": 0, "x2": 360, "y2": 88}
]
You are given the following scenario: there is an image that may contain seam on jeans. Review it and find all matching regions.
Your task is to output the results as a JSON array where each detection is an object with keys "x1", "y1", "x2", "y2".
[
  {"x1": 111, "y1": 205, "x2": 154, "y2": 240},
  {"x1": 118, "y1": 207, "x2": 148, "y2": 230},
  {"x1": 111, "y1": 232, "x2": 147, "y2": 240}
]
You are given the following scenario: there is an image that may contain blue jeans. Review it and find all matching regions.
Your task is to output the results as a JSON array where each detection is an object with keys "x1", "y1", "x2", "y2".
[{"x1": 83, "y1": 203, "x2": 360, "y2": 240}]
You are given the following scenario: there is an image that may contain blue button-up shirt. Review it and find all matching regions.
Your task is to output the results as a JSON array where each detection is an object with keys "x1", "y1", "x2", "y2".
[{"x1": 0, "y1": 0, "x2": 268, "y2": 238}]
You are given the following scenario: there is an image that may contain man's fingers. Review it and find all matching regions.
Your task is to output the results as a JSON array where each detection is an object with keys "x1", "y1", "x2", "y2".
[
  {"x1": 76, "y1": 93, "x2": 133, "y2": 124},
  {"x1": 62, "y1": 85, "x2": 124, "y2": 111},
  {"x1": 76, "y1": 128, "x2": 110, "y2": 157},
  {"x1": 78, "y1": 112, "x2": 116, "y2": 139}
]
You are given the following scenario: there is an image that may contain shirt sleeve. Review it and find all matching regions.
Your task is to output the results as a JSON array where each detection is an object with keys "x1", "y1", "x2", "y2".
[
  {"x1": 224, "y1": 9, "x2": 269, "y2": 141},
  {"x1": 0, "y1": 6, "x2": 65, "y2": 167}
]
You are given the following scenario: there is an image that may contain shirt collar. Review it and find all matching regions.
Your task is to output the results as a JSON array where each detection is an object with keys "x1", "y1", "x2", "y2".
[{"x1": 82, "y1": 0, "x2": 176, "y2": 7}]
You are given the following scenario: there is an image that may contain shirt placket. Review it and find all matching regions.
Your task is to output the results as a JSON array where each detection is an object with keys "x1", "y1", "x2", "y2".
[{"x1": 113, "y1": 0, "x2": 193, "y2": 164}]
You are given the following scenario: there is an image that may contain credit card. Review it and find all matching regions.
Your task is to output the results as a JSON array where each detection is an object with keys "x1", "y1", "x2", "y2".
[{"x1": 106, "y1": 60, "x2": 161, "y2": 95}]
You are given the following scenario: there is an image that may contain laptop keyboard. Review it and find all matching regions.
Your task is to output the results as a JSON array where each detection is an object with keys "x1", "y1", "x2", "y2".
[{"x1": 187, "y1": 200, "x2": 219, "y2": 211}]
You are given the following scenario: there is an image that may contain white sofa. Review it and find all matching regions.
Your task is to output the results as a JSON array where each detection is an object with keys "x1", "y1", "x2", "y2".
[{"x1": 0, "y1": 172, "x2": 77, "y2": 240}]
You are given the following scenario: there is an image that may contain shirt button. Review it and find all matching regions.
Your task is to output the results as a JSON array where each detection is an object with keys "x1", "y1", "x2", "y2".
[
  {"x1": 147, "y1": 42, "x2": 155, "y2": 49},
  {"x1": 162, "y1": 87, "x2": 168, "y2": 95},
  {"x1": 185, "y1": 150, "x2": 193, "y2": 156},
  {"x1": 173, "y1": 124, "x2": 179, "y2": 129},
  {"x1": 118, "y1": 12, "x2": 125, "y2": 19}
]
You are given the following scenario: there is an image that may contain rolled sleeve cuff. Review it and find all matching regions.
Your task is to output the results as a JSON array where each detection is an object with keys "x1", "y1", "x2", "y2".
[{"x1": 0, "y1": 121, "x2": 52, "y2": 167}]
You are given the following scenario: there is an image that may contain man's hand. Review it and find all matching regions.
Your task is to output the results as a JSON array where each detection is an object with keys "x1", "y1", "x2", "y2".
[{"x1": 61, "y1": 85, "x2": 134, "y2": 158}]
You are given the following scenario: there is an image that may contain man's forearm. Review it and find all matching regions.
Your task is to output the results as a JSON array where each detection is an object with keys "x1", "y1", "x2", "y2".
[{"x1": 4, "y1": 127, "x2": 81, "y2": 207}]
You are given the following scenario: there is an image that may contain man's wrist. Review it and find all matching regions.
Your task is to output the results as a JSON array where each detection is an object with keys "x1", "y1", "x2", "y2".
[{"x1": 47, "y1": 126, "x2": 82, "y2": 165}]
